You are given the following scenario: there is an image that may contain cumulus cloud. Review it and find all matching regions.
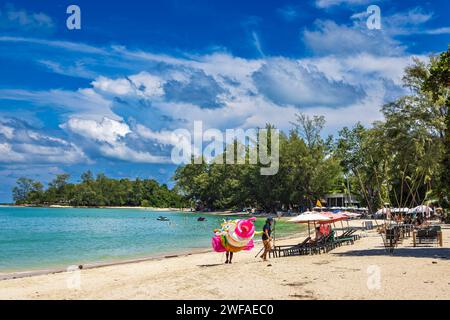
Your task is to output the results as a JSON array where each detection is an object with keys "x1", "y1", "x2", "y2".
[
  {"x1": 0, "y1": 35, "x2": 419, "y2": 165},
  {"x1": 252, "y1": 58, "x2": 365, "y2": 107},
  {"x1": 0, "y1": 143, "x2": 25, "y2": 162},
  {"x1": 0, "y1": 119, "x2": 88, "y2": 164},
  {"x1": 61, "y1": 117, "x2": 170, "y2": 163},
  {"x1": 163, "y1": 70, "x2": 226, "y2": 108},
  {"x1": 92, "y1": 72, "x2": 165, "y2": 98},
  {"x1": 61, "y1": 117, "x2": 131, "y2": 144}
]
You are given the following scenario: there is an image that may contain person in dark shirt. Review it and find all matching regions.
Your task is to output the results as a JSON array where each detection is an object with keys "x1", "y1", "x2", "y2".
[{"x1": 260, "y1": 217, "x2": 273, "y2": 261}]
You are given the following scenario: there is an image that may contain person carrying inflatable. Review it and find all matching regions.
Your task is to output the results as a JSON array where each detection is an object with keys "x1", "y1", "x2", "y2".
[{"x1": 211, "y1": 217, "x2": 257, "y2": 264}]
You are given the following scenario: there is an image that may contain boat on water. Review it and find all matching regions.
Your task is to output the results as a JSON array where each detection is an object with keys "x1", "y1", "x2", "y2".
[
  {"x1": 197, "y1": 217, "x2": 206, "y2": 222},
  {"x1": 157, "y1": 216, "x2": 170, "y2": 221}
]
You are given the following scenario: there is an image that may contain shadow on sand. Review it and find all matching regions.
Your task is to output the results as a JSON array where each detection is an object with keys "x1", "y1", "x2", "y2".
[{"x1": 333, "y1": 247, "x2": 450, "y2": 260}]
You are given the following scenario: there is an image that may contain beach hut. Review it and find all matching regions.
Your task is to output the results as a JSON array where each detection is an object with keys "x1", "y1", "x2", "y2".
[{"x1": 288, "y1": 212, "x2": 331, "y2": 235}]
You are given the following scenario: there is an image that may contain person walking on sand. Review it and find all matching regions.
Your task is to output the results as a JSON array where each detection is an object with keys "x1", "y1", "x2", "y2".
[
  {"x1": 225, "y1": 251, "x2": 233, "y2": 264},
  {"x1": 260, "y1": 217, "x2": 273, "y2": 261}
]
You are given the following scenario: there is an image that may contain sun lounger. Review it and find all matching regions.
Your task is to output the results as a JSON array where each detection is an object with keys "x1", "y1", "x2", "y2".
[
  {"x1": 338, "y1": 228, "x2": 360, "y2": 241},
  {"x1": 309, "y1": 233, "x2": 335, "y2": 254},
  {"x1": 333, "y1": 233, "x2": 355, "y2": 246},
  {"x1": 271, "y1": 237, "x2": 312, "y2": 257}
]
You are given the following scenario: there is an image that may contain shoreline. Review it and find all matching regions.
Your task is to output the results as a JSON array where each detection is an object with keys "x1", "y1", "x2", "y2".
[
  {"x1": 3, "y1": 204, "x2": 189, "y2": 211},
  {"x1": 0, "y1": 233, "x2": 304, "y2": 282},
  {"x1": 2, "y1": 205, "x2": 291, "y2": 218},
  {"x1": 1, "y1": 205, "x2": 253, "y2": 215},
  {"x1": 0, "y1": 248, "x2": 211, "y2": 281}
]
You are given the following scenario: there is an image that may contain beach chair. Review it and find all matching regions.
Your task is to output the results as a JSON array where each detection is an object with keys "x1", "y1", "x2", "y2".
[
  {"x1": 333, "y1": 231, "x2": 355, "y2": 246},
  {"x1": 381, "y1": 226, "x2": 401, "y2": 254},
  {"x1": 413, "y1": 226, "x2": 442, "y2": 247},
  {"x1": 271, "y1": 237, "x2": 311, "y2": 257},
  {"x1": 309, "y1": 233, "x2": 335, "y2": 255},
  {"x1": 338, "y1": 228, "x2": 360, "y2": 241}
]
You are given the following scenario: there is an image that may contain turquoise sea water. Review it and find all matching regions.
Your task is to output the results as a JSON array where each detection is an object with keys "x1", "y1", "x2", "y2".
[{"x1": 0, "y1": 207, "x2": 301, "y2": 273}]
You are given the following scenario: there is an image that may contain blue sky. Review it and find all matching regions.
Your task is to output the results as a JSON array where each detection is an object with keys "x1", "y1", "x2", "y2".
[{"x1": 0, "y1": 0, "x2": 449, "y2": 202}]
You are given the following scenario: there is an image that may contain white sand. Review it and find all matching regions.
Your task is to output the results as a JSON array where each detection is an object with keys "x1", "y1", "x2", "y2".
[{"x1": 1, "y1": 220, "x2": 449, "y2": 300}]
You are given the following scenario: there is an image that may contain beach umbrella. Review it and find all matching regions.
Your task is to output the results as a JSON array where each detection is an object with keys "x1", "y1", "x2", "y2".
[
  {"x1": 318, "y1": 212, "x2": 349, "y2": 234},
  {"x1": 319, "y1": 212, "x2": 348, "y2": 222},
  {"x1": 339, "y1": 211, "x2": 361, "y2": 229},
  {"x1": 341, "y1": 211, "x2": 361, "y2": 218},
  {"x1": 288, "y1": 213, "x2": 331, "y2": 235},
  {"x1": 412, "y1": 205, "x2": 433, "y2": 213},
  {"x1": 410, "y1": 205, "x2": 433, "y2": 218},
  {"x1": 392, "y1": 207, "x2": 409, "y2": 213}
]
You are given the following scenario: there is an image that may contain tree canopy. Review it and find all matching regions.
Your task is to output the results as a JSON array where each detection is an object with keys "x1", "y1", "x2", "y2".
[{"x1": 12, "y1": 171, "x2": 186, "y2": 208}]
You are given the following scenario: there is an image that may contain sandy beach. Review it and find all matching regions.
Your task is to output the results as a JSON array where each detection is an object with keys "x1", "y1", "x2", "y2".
[{"x1": 1, "y1": 219, "x2": 449, "y2": 300}]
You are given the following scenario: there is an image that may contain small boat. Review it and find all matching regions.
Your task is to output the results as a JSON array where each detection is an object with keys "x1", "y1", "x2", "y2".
[
  {"x1": 157, "y1": 216, "x2": 170, "y2": 221},
  {"x1": 197, "y1": 217, "x2": 206, "y2": 222}
]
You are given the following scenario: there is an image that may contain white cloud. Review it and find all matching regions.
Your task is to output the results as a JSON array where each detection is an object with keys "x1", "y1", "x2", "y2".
[
  {"x1": 303, "y1": 20, "x2": 405, "y2": 56},
  {"x1": 62, "y1": 117, "x2": 131, "y2": 144},
  {"x1": 0, "y1": 36, "x2": 424, "y2": 165},
  {"x1": 0, "y1": 123, "x2": 15, "y2": 139},
  {"x1": 0, "y1": 36, "x2": 106, "y2": 54},
  {"x1": 351, "y1": 6, "x2": 449, "y2": 36},
  {"x1": 302, "y1": 53, "x2": 424, "y2": 86},
  {"x1": 252, "y1": 57, "x2": 365, "y2": 107},
  {"x1": 92, "y1": 72, "x2": 165, "y2": 98},
  {"x1": 129, "y1": 72, "x2": 165, "y2": 97},
  {"x1": 0, "y1": 4, "x2": 54, "y2": 33},
  {"x1": 15, "y1": 143, "x2": 87, "y2": 164},
  {"x1": 99, "y1": 144, "x2": 170, "y2": 163},
  {"x1": 0, "y1": 143, "x2": 25, "y2": 162},
  {"x1": 61, "y1": 117, "x2": 170, "y2": 163},
  {"x1": 424, "y1": 27, "x2": 450, "y2": 35},
  {"x1": 315, "y1": 0, "x2": 371, "y2": 9},
  {"x1": 38, "y1": 60, "x2": 98, "y2": 79},
  {"x1": 0, "y1": 126, "x2": 88, "y2": 165},
  {"x1": 0, "y1": 88, "x2": 118, "y2": 121},
  {"x1": 251, "y1": 31, "x2": 264, "y2": 57},
  {"x1": 92, "y1": 76, "x2": 134, "y2": 96},
  {"x1": 135, "y1": 124, "x2": 178, "y2": 146},
  {"x1": 277, "y1": 6, "x2": 298, "y2": 22}
]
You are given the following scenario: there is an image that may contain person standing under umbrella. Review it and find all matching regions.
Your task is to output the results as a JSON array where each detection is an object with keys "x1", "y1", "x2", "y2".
[{"x1": 260, "y1": 217, "x2": 273, "y2": 261}]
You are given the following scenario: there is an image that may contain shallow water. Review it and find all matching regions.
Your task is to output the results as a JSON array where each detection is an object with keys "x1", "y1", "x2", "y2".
[{"x1": 0, "y1": 207, "x2": 302, "y2": 272}]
